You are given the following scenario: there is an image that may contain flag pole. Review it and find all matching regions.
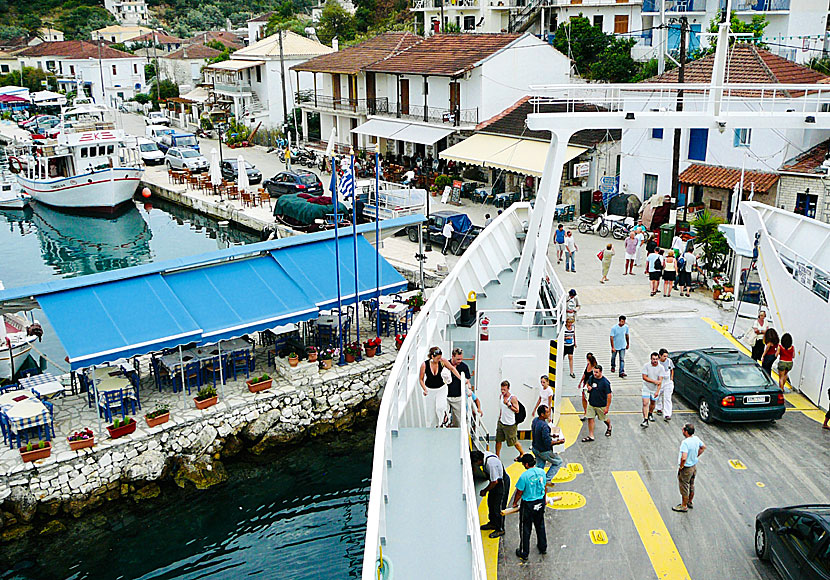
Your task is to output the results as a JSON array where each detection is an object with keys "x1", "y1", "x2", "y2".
[
  {"x1": 327, "y1": 129, "x2": 345, "y2": 366},
  {"x1": 350, "y1": 148, "x2": 360, "y2": 360},
  {"x1": 374, "y1": 142, "x2": 381, "y2": 345}
]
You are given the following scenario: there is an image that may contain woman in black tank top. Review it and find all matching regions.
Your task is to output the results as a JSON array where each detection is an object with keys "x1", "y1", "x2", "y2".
[{"x1": 419, "y1": 346, "x2": 462, "y2": 395}]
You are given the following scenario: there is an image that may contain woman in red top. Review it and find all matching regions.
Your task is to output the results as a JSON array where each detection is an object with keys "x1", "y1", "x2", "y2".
[{"x1": 777, "y1": 333, "x2": 795, "y2": 392}]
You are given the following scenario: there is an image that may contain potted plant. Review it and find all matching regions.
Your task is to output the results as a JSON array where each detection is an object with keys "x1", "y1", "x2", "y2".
[
  {"x1": 19, "y1": 440, "x2": 51, "y2": 462},
  {"x1": 712, "y1": 284, "x2": 723, "y2": 301},
  {"x1": 395, "y1": 333, "x2": 406, "y2": 350},
  {"x1": 145, "y1": 403, "x2": 170, "y2": 428},
  {"x1": 319, "y1": 348, "x2": 335, "y2": 370},
  {"x1": 407, "y1": 293, "x2": 425, "y2": 313},
  {"x1": 307, "y1": 346, "x2": 318, "y2": 363},
  {"x1": 344, "y1": 341, "x2": 361, "y2": 363},
  {"x1": 247, "y1": 373, "x2": 273, "y2": 393},
  {"x1": 364, "y1": 337, "x2": 381, "y2": 358},
  {"x1": 67, "y1": 428, "x2": 94, "y2": 451},
  {"x1": 194, "y1": 385, "x2": 218, "y2": 410},
  {"x1": 288, "y1": 352, "x2": 299, "y2": 367},
  {"x1": 107, "y1": 417, "x2": 137, "y2": 439}
]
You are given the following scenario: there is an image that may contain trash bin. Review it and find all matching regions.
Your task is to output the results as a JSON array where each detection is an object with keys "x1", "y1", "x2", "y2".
[{"x1": 659, "y1": 223, "x2": 675, "y2": 249}]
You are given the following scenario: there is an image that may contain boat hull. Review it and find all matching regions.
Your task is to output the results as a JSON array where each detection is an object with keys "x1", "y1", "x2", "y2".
[{"x1": 17, "y1": 168, "x2": 142, "y2": 215}]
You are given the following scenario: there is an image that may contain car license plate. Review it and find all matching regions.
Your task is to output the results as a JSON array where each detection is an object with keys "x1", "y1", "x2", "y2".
[{"x1": 744, "y1": 395, "x2": 768, "y2": 404}]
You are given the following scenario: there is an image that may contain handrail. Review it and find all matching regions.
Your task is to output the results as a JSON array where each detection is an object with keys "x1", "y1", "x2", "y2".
[{"x1": 767, "y1": 236, "x2": 830, "y2": 302}]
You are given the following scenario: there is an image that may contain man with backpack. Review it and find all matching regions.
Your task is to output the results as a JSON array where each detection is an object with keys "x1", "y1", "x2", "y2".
[
  {"x1": 647, "y1": 248, "x2": 664, "y2": 297},
  {"x1": 679, "y1": 248, "x2": 696, "y2": 297},
  {"x1": 495, "y1": 380, "x2": 526, "y2": 461}
]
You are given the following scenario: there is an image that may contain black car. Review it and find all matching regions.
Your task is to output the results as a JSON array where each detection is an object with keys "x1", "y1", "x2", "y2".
[
  {"x1": 263, "y1": 170, "x2": 323, "y2": 196},
  {"x1": 756, "y1": 505, "x2": 830, "y2": 579},
  {"x1": 670, "y1": 348, "x2": 785, "y2": 423},
  {"x1": 221, "y1": 159, "x2": 262, "y2": 185}
]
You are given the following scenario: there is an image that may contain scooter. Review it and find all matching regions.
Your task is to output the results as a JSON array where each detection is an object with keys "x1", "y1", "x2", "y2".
[
  {"x1": 294, "y1": 148, "x2": 318, "y2": 168},
  {"x1": 609, "y1": 216, "x2": 635, "y2": 240},
  {"x1": 577, "y1": 213, "x2": 610, "y2": 237}
]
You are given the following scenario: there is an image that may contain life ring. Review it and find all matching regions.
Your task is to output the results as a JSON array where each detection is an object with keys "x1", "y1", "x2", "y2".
[{"x1": 7, "y1": 156, "x2": 22, "y2": 174}]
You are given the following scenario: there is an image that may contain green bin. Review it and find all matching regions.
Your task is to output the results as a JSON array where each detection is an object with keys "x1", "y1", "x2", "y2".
[{"x1": 659, "y1": 223, "x2": 675, "y2": 249}]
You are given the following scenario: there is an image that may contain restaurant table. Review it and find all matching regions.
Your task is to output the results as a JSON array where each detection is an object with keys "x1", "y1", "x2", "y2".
[
  {"x1": 2, "y1": 398, "x2": 51, "y2": 434},
  {"x1": 92, "y1": 374, "x2": 137, "y2": 407},
  {"x1": 19, "y1": 373, "x2": 64, "y2": 399},
  {"x1": 0, "y1": 389, "x2": 38, "y2": 410},
  {"x1": 159, "y1": 338, "x2": 253, "y2": 373}
]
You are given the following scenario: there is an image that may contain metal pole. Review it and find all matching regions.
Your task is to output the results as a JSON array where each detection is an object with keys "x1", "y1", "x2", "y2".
[
  {"x1": 351, "y1": 149, "x2": 360, "y2": 359},
  {"x1": 93, "y1": 365, "x2": 101, "y2": 437},
  {"x1": 217, "y1": 341, "x2": 225, "y2": 403},
  {"x1": 670, "y1": 17, "x2": 687, "y2": 210},
  {"x1": 178, "y1": 345, "x2": 186, "y2": 410},
  {"x1": 658, "y1": 0, "x2": 666, "y2": 75},
  {"x1": 278, "y1": 30, "x2": 289, "y2": 132},
  {"x1": 332, "y1": 154, "x2": 346, "y2": 366},
  {"x1": 97, "y1": 34, "x2": 105, "y2": 105},
  {"x1": 418, "y1": 222, "x2": 425, "y2": 291},
  {"x1": 375, "y1": 143, "x2": 381, "y2": 340}
]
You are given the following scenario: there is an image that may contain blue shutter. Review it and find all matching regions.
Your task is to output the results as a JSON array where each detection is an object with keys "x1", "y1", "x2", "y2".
[
  {"x1": 688, "y1": 128, "x2": 708, "y2": 161},
  {"x1": 652, "y1": 128, "x2": 663, "y2": 139},
  {"x1": 733, "y1": 129, "x2": 740, "y2": 147}
]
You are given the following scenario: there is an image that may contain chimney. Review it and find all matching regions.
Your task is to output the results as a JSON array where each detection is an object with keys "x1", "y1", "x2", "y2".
[
  {"x1": 183, "y1": 44, "x2": 187, "y2": 58},
  {"x1": 332, "y1": 37, "x2": 339, "y2": 51}
]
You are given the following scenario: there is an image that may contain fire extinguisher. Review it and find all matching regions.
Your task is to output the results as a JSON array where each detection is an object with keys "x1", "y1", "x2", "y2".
[{"x1": 480, "y1": 316, "x2": 490, "y2": 341}]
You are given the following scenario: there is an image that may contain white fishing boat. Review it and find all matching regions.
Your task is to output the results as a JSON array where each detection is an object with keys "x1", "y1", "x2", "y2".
[
  {"x1": 0, "y1": 173, "x2": 28, "y2": 209},
  {"x1": 0, "y1": 302, "x2": 41, "y2": 380},
  {"x1": 11, "y1": 102, "x2": 143, "y2": 215}
]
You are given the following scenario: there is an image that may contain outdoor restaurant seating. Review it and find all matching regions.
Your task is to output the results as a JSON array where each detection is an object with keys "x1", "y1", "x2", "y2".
[
  {"x1": 0, "y1": 388, "x2": 54, "y2": 449},
  {"x1": 229, "y1": 351, "x2": 250, "y2": 381},
  {"x1": 98, "y1": 389, "x2": 125, "y2": 423}
]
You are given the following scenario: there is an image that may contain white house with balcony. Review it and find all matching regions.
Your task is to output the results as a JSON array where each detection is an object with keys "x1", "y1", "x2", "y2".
[
  {"x1": 160, "y1": 43, "x2": 222, "y2": 89},
  {"x1": 104, "y1": 0, "x2": 149, "y2": 25},
  {"x1": 203, "y1": 31, "x2": 333, "y2": 129},
  {"x1": 15, "y1": 41, "x2": 146, "y2": 107},
  {"x1": 292, "y1": 32, "x2": 571, "y2": 157}
]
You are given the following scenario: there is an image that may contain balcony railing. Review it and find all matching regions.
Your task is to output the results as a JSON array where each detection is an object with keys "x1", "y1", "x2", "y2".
[
  {"x1": 383, "y1": 103, "x2": 479, "y2": 126},
  {"x1": 642, "y1": 0, "x2": 707, "y2": 11},
  {"x1": 213, "y1": 81, "x2": 252, "y2": 95},
  {"x1": 719, "y1": 0, "x2": 789, "y2": 10},
  {"x1": 411, "y1": 0, "x2": 478, "y2": 7},
  {"x1": 296, "y1": 91, "x2": 390, "y2": 115}
]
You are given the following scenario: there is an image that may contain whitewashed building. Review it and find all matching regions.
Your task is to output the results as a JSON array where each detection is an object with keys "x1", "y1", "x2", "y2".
[
  {"x1": 90, "y1": 25, "x2": 152, "y2": 44},
  {"x1": 104, "y1": 0, "x2": 150, "y2": 25},
  {"x1": 160, "y1": 43, "x2": 222, "y2": 88},
  {"x1": 247, "y1": 12, "x2": 274, "y2": 45}
]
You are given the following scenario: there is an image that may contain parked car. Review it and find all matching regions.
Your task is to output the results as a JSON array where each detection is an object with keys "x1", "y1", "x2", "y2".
[
  {"x1": 135, "y1": 138, "x2": 165, "y2": 166},
  {"x1": 221, "y1": 159, "x2": 262, "y2": 185},
  {"x1": 263, "y1": 170, "x2": 323, "y2": 196},
  {"x1": 157, "y1": 131, "x2": 199, "y2": 153},
  {"x1": 19, "y1": 114, "x2": 50, "y2": 129},
  {"x1": 406, "y1": 210, "x2": 483, "y2": 255},
  {"x1": 145, "y1": 111, "x2": 169, "y2": 126},
  {"x1": 164, "y1": 147, "x2": 208, "y2": 172},
  {"x1": 669, "y1": 348, "x2": 786, "y2": 423},
  {"x1": 146, "y1": 125, "x2": 174, "y2": 142},
  {"x1": 756, "y1": 504, "x2": 830, "y2": 579},
  {"x1": 27, "y1": 116, "x2": 60, "y2": 135}
]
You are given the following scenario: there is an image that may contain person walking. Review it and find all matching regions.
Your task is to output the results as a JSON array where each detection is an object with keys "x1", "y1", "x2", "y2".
[
  {"x1": 554, "y1": 224, "x2": 566, "y2": 263},
  {"x1": 532, "y1": 405, "x2": 564, "y2": 491},
  {"x1": 533, "y1": 375, "x2": 553, "y2": 418},
  {"x1": 582, "y1": 364, "x2": 612, "y2": 441},
  {"x1": 777, "y1": 333, "x2": 795, "y2": 392},
  {"x1": 564, "y1": 230, "x2": 578, "y2": 272},
  {"x1": 673, "y1": 423, "x2": 706, "y2": 512},
  {"x1": 671, "y1": 233, "x2": 686, "y2": 257},
  {"x1": 641, "y1": 352, "x2": 669, "y2": 428},
  {"x1": 609, "y1": 315, "x2": 630, "y2": 378},
  {"x1": 442, "y1": 219, "x2": 454, "y2": 255},
  {"x1": 679, "y1": 247, "x2": 696, "y2": 297},
  {"x1": 577, "y1": 352, "x2": 598, "y2": 421},
  {"x1": 600, "y1": 243, "x2": 614, "y2": 283},
  {"x1": 624, "y1": 232, "x2": 638, "y2": 275},
  {"x1": 761, "y1": 328, "x2": 780, "y2": 375},
  {"x1": 472, "y1": 450, "x2": 510, "y2": 538},
  {"x1": 566, "y1": 289, "x2": 581, "y2": 322},
  {"x1": 634, "y1": 227, "x2": 646, "y2": 267},
  {"x1": 746, "y1": 311, "x2": 770, "y2": 361},
  {"x1": 662, "y1": 251, "x2": 677, "y2": 297},
  {"x1": 484, "y1": 213, "x2": 493, "y2": 226},
  {"x1": 512, "y1": 453, "x2": 548, "y2": 560},
  {"x1": 563, "y1": 319, "x2": 576, "y2": 378},
  {"x1": 495, "y1": 380, "x2": 526, "y2": 460},
  {"x1": 284, "y1": 147, "x2": 292, "y2": 171},
  {"x1": 655, "y1": 348, "x2": 675, "y2": 421},
  {"x1": 419, "y1": 346, "x2": 462, "y2": 428},
  {"x1": 448, "y1": 347, "x2": 472, "y2": 427},
  {"x1": 647, "y1": 248, "x2": 663, "y2": 296}
]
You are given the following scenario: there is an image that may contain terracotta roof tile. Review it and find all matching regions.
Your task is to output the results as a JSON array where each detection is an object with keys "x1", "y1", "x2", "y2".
[
  {"x1": 248, "y1": 11, "x2": 274, "y2": 22},
  {"x1": 291, "y1": 32, "x2": 422, "y2": 75},
  {"x1": 365, "y1": 33, "x2": 522, "y2": 77},
  {"x1": 130, "y1": 32, "x2": 183, "y2": 44},
  {"x1": 184, "y1": 31, "x2": 243, "y2": 50},
  {"x1": 679, "y1": 163, "x2": 779, "y2": 193},
  {"x1": 164, "y1": 43, "x2": 222, "y2": 60},
  {"x1": 17, "y1": 41, "x2": 134, "y2": 59},
  {"x1": 780, "y1": 139, "x2": 830, "y2": 174}
]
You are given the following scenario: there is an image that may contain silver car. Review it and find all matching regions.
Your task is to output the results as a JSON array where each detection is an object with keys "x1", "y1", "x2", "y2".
[{"x1": 164, "y1": 147, "x2": 208, "y2": 172}]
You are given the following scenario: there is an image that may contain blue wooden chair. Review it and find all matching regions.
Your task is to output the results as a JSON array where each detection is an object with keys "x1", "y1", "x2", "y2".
[
  {"x1": 151, "y1": 356, "x2": 172, "y2": 392},
  {"x1": 0, "y1": 384, "x2": 22, "y2": 395},
  {"x1": 43, "y1": 400, "x2": 56, "y2": 439},
  {"x1": 229, "y1": 351, "x2": 250, "y2": 380},
  {"x1": 182, "y1": 362, "x2": 202, "y2": 395},
  {"x1": 0, "y1": 412, "x2": 13, "y2": 449},
  {"x1": 99, "y1": 390, "x2": 125, "y2": 423},
  {"x1": 203, "y1": 356, "x2": 222, "y2": 387}
]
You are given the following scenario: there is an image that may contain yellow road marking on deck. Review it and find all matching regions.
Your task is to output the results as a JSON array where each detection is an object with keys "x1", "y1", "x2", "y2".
[
  {"x1": 590, "y1": 529, "x2": 609, "y2": 544},
  {"x1": 729, "y1": 459, "x2": 747, "y2": 470},
  {"x1": 568, "y1": 462, "x2": 584, "y2": 474},
  {"x1": 757, "y1": 482, "x2": 766, "y2": 488},
  {"x1": 613, "y1": 471, "x2": 691, "y2": 580}
]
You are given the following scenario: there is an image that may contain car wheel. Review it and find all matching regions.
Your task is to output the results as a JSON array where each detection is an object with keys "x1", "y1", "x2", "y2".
[
  {"x1": 578, "y1": 221, "x2": 590, "y2": 234},
  {"x1": 755, "y1": 523, "x2": 769, "y2": 560},
  {"x1": 407, "y1": 227, "x2": 419, "y2": 243},
  {"x1": 449, "y1": 240, "x2": 461, "y2": 254},
  {"x1": 698, "y1": 398, "x2": 712, "y2": 423}
]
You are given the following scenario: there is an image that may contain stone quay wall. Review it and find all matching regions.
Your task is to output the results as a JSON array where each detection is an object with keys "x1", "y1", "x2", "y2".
[{"x1": 0, "y1": 357, "x2": 392, "y2": 540}]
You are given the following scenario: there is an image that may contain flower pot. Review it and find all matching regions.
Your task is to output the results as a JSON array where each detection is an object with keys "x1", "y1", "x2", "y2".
[
  {"x1": 365, "y1": 346, "x2": 376, "y2": 358},
  {"x1": 308, "y1": 352, "x2": 318, "y2": 363},
  {"x1": 246, "y1": 378, "x2": 273, "y2": 393},
  {"x1": 194, "y1": 396, "x2": 218, "y2": 410},
  {"x1": 19, "y1": 441, "x2": 51, "y2": 462},
  {"x1": 288, "y1": 357, "x2": 299, "y2": 367},
  {"x1": 345, "y1": 353, "x2": 355, "y2": 363},
  {"x1": 68, "y1": 437, "x2": 94, "y2": 451},
  {"x1": 145, "y1": 412, "x2": 170, "y2": 428},
  {"x1": 713, "y1": 289, "x2": 722, "y2": 301},
  {"x1": 321, "y1": 359, "x2": 333, "y2": 370},
  {"x1": 723, "y1": 286, "x2": 734, "y2": 293},
  {"x1": 107, "y1": 420, "x2": 137, "y2": 439}
]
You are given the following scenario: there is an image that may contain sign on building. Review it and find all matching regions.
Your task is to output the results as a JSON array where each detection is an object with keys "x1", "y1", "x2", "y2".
[{"x1": 573, "y1": 162, "x2": 590, "y2": 179}]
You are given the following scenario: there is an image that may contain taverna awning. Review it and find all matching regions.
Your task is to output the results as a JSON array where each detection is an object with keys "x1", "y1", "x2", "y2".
[
  {"x1": 0, "y1": 218, "x2": 421, "y2": 369},
  {"x1": 439, "y1": 134, "x2": 586, "y2": 177}
]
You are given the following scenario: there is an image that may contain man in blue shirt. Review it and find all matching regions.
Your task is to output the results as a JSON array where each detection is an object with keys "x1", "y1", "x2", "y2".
[
  {"x1": 531, "y1": 405, "x2": 563, "y2": 489},
  {"x1": 554, "y1": 224, "x2": 566, "y2": 263},
  {"x1": 512, "y1": 454, "x2": 548, "y2": 560},
  {"x1": 609, "y1": 315, "x2": 630, "y2": 378},
  {"x1": 673, "y1": 423, "x2": 706, "y2": 513}
]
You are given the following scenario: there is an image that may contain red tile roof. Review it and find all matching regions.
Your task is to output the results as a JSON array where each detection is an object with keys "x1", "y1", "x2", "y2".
[
  {"x1": 130, "y1": 32, "x2": 183, "y2": 44},
  {"x1": 185, "y1": 31, "x2": 243, "y2": 50},
  {"x1": 291, "y1": 32, "x2": 422, "y2": 75},
  {"x1": 780, "y1": 139, "x2": 830, "y2": 174},
  {"x1": 248, "y1": 11, "x2": 274, "y2": 22},
  {"x1": 17, "y1": 41, "x2": 134, "y2": 59},
  {"x1": 679, "y1": 164, "x2": 779, "y2": 193},
  {"x1": 164, "y1": 43, "x2": 222, "y2": 60},
  {"x1": 365, "y1": 33, "x2": 522, "y2": 77}
]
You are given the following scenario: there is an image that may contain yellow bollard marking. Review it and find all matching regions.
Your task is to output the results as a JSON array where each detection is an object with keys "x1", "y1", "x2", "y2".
[
  {"x1": 568, "y1": 462, "x2": 584, "y2": 474},
  {"x1": 590, "y1": 529, "x2": 609, "y2": 545},
  {"x1": 756, "y1": 482, "x2": 766, "y2": 488},
  {"x1": 729, "y1": 459, "x2": 747, "y2": 470}
]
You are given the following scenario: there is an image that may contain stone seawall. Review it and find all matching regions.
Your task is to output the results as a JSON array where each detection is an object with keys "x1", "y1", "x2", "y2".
[{"x1": 0, "y1": 359, "x2": 392, "y2": 541}]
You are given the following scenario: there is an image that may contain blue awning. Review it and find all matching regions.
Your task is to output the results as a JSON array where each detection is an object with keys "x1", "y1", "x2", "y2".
[
  {"x1": 163, "y1": 256, "x2": 318, "y2": 343},
  {"x1": 37, "y1": 275, "x2": 201, "y2": 369},
  {"x1": 271, "y1": 237, "x2": 408, "y2": 310}
]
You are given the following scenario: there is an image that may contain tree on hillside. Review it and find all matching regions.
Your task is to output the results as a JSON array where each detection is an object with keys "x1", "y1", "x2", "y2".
[
  {"x1": 0, "y1": 67, "x2": 48, "y2": 92},
  {"x1": 0, "y1": 25, "x2": 27, "y2": 42},
  {"x1": 59, "y1": 5, "x2": 116, "y2": 40},
  {"x1": 552, "y1": 16, "x2": 608, "y2": 78},
  {"x1": 264, "y1": 1, "x2": 309, "y2": 37},
  {"x1": 589, "y1": 37, "x2": 639, "y2": 83},
  {"x1": 317, "y1": 0, "x2": 356, "y2": 45},
  {"x1": 353, "y1": 0, "x2": 377, "y2": 32}
]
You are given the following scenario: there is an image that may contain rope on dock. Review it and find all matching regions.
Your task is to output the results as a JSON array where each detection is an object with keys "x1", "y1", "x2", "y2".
[{"x1": 29, "y1": 342, "x2": 70, "y2": 374}]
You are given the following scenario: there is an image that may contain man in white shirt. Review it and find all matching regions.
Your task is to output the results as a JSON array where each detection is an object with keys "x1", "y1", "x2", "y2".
[
  {"x1": 679, "y1": 249, "x2": 696, "y2": 297},
  {"x1": 564, "y1": 231, "x2": 578, "y2": 272},
  {"x1": 655, "y1": 348, "x2": 675, "y2": 421},
  {"x1": 640, "y1": 352, "x2": 669, "y2": 428},
  {"x1": 403, "y1": 169, "x2": 416, "y2": 185},
  {"x1": 634, "y1": 231, "x2": 646, "y2": 266},
  {"x1": 442, "y1": 219, "x2": 454, "y2": 255}
]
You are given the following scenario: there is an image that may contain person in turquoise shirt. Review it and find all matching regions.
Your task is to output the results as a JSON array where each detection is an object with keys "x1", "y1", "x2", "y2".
[{"x1": 512, "y1": 454, "x2": 548, "y2": 560}]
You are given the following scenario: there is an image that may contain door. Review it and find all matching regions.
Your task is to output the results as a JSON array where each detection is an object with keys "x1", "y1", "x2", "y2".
[
  {"x1": 614, "y1": 14, "x2": 629, "y2": 33},
  {"x1": 449, "y1": 82, "x2": 460, "y2": 115},
  {"x1": 351, "y1": 118, "x2": 358, "y2": 150},
  {"x1": 332, "y1": 73, "x2": 341, "y2": 107},
  {"x1": 687, "y1": 357, "x2": 712, "y2": 404},
  {"x1": 771, "y1": 514, "x2": 820, "y2": 580},
  {"x1": 673, "y1": 353, "x2": 699, "y2": 401},
  {"x1": 799, "y1": 342, "x2": 827, "y2": 409},
  {"x1": 366, "y1": 72, "x2": 376, "y2": 114},
  {"x1": 688, "y1": 128, "x2": 708, "y2": 161},
  {"x1": 348, "y1": 75, "x2": 357, "y2": 110},
  {"x1": 400, "y1": 78, "x2": 409, "y2": 116}
]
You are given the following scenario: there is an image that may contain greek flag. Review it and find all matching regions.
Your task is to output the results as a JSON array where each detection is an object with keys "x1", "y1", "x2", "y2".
[{"x1": 338, "y1": 168, "x2": 354, "y2": 200}]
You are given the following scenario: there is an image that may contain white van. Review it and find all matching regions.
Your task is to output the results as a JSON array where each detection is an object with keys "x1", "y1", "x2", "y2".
[
  {"x1": 135, "y1": 137, "x2": 165, "y2": 166},
  {"x1": 146, "y1": 125, "x2": 174, "y2": 142}
]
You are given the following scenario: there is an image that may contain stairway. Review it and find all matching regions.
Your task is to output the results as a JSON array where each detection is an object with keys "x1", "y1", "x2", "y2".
[
  {"x1": 381, "y1": 427, "x2": 474, "y2": 580},
  {"x1": 508, "y1": 0, "x2": 544, "y2": 33}
]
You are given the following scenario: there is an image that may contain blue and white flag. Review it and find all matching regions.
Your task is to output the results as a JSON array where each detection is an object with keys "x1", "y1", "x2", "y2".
[{"x1": 338, "y1": 168, "x2": 354, "y2": 200}]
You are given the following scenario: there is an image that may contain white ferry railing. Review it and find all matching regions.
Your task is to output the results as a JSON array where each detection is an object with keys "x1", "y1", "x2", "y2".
[
  {"x1": 767, "y1": 237, "x2": 830, "y2": 302},
  {"x1": 362, "y1": 205, "x2": 533, "y2": 580}
]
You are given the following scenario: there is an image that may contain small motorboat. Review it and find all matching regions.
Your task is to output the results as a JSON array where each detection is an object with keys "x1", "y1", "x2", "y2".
[{"x1": 0, "y1": 172, "x2": 28, "y2": 209}]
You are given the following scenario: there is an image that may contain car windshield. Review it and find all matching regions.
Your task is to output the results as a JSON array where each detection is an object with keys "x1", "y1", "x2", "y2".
[
  {"x1": 139, "y1": 143, "x2": 158, "y2": 152},
  {"x1": 181, "y1": 150, "x2": 201, "y2": 158},
  {"x1": 177, "y1": 136, "x2": 197, "y2": 147},
  {"x1": 299, "y1": 174, "x2": 318, "y2": 186},
  {"x1": 718, "y1": 365, "x2": 769, "y2": 389}
]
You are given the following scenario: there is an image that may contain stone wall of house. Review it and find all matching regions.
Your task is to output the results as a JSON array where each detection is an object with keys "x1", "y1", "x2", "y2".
[
  {"x1": 0, "y1": 358, "x2": 392, "y2": 541},
  {"x1": 777, "y1": 175, "x2": 830, "y2": 222},
  {"x1": 702, "y1": 184, "x2": 779, "y2": 221}
]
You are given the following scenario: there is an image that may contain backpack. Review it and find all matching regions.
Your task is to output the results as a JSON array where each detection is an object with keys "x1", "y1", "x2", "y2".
[
  {"x1": 678, "y1": 256, "x2": 686, "y2": 270},
  {"x1": 515, "y1": 399, "x2": 527, "y2": 424},
  {"x1": 653, "y1": 255, "x2": 663, "y2": 271}
]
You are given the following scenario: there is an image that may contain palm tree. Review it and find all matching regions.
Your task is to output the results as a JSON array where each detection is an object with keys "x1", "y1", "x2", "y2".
[{"x1": 691, "y1": 210, "x2": 729, "y2": 275}]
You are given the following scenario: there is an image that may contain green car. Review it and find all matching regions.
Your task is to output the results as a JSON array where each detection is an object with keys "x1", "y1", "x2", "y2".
[{"x1": 670, "y1": 348, "x2": 786, "y2": 423}]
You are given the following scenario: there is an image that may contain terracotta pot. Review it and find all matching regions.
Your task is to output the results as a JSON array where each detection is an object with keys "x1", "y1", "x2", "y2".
[
  {"x1": 288, "y1": 357, "x2": 299, "y2": 367},
  {"x1": 19, "y1": 441, "x2": 51, "y2": 462},
  {"x1": 246, "y1": 378, "x2": 273, "y2": 393},
  {"x1": 194, "y1": 395, "x2": 218, "y2": 410},
  {"x1": 713, "y1": 289, "x2": 722, "y2": 301},
  {"x1": 145, "y1": 412, "x2": 170, "y2": 428},
  {"x1": 345, "y1": 353, "x2": 355, "y2": 363},
  {"x1": 308, "y1": 352, "x2": 318, "y2": 363},
  {"x1": 723, "y1": 286, "x2": 734, "y2": 293},
  {"x1": 107, "y1": 420, "x2": 137, "y2": 439},
  {"x1": 68, "y1": 437, "x2": 94, "y2": 451},
  {"x1": 321, "y1": 359, "x2": 333, "y2": 369},
  {"x1": 365, "y1": 346, "x2": 376, "y2": 358}
]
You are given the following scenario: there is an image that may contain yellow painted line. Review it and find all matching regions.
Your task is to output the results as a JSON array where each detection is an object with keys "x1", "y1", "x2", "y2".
[
  {"x1": 757, "y1": 482, "x2": 766, "y2": 488},
  {"x1": 590, "y1": 529, "x2": 609, "y2": 545},
  {"x1": 613, "y1": 471, "x2": 691, "y2": 580},
  {"x1": 729, "y1": 459, "x2": 747, "y2": 470}
]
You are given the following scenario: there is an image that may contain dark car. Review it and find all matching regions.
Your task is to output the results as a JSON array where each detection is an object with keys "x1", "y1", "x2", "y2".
[
  {"x1": 405, "y1": 210, "x2": 483, "y2": 255},
  {"x1": 221, "y1": 159, "x2": 262, "y2": 185},
  {"x1": 670, "y1": 348, "x2": 785, "y2": 423},
  {"x1": 756, "y1": 505, "x2": 830, "y2": 579},
  {"x1": 263, "y1": 170, "x2": 323, "y2": 196}
]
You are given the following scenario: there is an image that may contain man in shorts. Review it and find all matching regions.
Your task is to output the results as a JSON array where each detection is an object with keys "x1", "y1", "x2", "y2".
[
  {"x1": 582, "y1": 365, "x2": 612, "y2": 441},
  {"x1": 641, "y1": 352, "x2": 669, "y2": 428},
  {"x1": 655, "y1": 348, "x2": 675, "y2": 421},
  {"x1": 554, "y1": 224, "x2": 566, "y2": 263},
  {"x1": 624, "y1": 231, "x2": 638, "y2": 275},
  {"x1": 495, "y1": 380, "x2": 525, "y2": 460},
  {"x1": 647, "y1": 249, "x2": 663, "y2": 296},
  {"x1": 679, "y1": 247, "x2": 696, "y2": 297}
]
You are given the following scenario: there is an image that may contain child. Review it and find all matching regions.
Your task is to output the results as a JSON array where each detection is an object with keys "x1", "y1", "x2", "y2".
[
  {"x1": 467, "y1": 385, "x2": 483, "y2": 417},
  {"x1": 533, "y1": 375, "x2": 554, "y2": 418}
]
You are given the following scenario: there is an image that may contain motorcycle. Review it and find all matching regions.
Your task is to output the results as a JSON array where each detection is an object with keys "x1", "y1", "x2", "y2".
[
  {"x1": 196, "y1": 128, "x2": 214, "y2": 139},
  {"x1": 294, "y1": 148, "x2": 318, "y2": 168},
  {"x1": 609, "y1": 216, "x2": 635, "y2": 240},
  {"x1": 577, "y1": 213, "x2": 610, "y2": 237}
]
